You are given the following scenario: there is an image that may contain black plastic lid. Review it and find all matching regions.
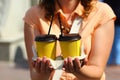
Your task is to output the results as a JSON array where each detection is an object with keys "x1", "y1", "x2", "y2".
[
  {"x1": 35, "y1": 34, "x2": 57, "y2": 42},
  {"x1": 58, "y1": 34, "x2": 81, "y2": 41}
]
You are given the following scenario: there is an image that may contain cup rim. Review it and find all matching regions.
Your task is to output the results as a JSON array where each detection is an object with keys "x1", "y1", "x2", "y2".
[
  {"x1": 58, "y1": 34, "x2": 81, "y2": 41},
  {"x1": 35, "y1": 34, "x2": 57, "y2": 42}
]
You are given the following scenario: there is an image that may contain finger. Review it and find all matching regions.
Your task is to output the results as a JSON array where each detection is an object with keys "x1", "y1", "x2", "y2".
[
  {"x1": 68, "y1": 57, "x2": 74, "y2": 72},
  {"x1": 46, "y1": 59, "x2": 53, "y2": 73},
  {"x1": 84, "y1": 56, "x2": 88, "y2": 63},
  {"x1": 74, "y1": 58, "x2": 81, "y2": 72},
  {"x1": 35, "y1": 57, "x2": 41, "y2": 73},
  {"x1": 81, "y1": 59, "x2": 85, "y2": 67},
  {"x1": 32, "y1": 60, "x2": 36, "y2": 68},
  {"x1": 64, "y1": 59, "x2": 68, "y2": 71},
  {"x1": 41, "y1": 56, "x2": 47, "y2": 73}
]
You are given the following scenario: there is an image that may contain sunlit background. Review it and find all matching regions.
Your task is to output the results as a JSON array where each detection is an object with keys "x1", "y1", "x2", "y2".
[{"x1": 0, "y1": 0, "x2": 119, "y2": 80}]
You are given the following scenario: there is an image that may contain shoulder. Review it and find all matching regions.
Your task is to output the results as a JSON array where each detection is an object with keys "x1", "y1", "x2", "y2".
[
  {"x1": 25, "y1": 5, "x2": 38, "y2": 16},
  {"x1": 90, "y1": 1, "x2": 116, "y2": 24},
  {"x1": 25, "y1": 5, "x2": 45, "y2": 18},
  {"x1": 95, "y1": 1, "x2": 115, "y2": 15},
  {"x1": 23, "y1": 5, "x2": 46, "y2": 27}
]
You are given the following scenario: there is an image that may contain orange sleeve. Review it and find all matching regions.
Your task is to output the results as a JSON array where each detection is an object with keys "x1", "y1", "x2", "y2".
[
  {"x1": 23, "y1": 6, "x2": 39, "y2": 28},
  {"x1": 99, "y1": 3, "x2": 116, "y2": 25}
]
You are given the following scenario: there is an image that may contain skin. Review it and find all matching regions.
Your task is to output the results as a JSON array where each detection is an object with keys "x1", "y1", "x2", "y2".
[
  {"x1": 24, "y1": 0, "x2": 114, "y2": 80},
  {"x1": 57, "y1": 0, "x2": 80, "y2": 13},
  {"x1": 24, "y1": 23, "x2": 53, "y2": 80},
  {"x1": 63, "y1": 19, "x2": 114, "y2": 80}
]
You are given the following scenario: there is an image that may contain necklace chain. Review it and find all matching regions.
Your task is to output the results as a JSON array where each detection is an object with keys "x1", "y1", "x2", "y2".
[{"x1": 58, "y1": 13, "x2": 71, "y2": 34}]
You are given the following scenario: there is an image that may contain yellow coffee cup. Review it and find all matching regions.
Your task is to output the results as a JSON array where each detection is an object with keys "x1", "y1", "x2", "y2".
[
  {"x1": 59, "y1": 34, "x2": 81, "y2": 59},
  {"x1": 35, "y1": 35, "x2": 57, "y2": 60}
]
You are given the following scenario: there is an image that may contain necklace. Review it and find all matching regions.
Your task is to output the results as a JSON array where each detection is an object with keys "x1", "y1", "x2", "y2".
[{"x1": 58, "y1": 13, "x2": 71, "y2": 34}]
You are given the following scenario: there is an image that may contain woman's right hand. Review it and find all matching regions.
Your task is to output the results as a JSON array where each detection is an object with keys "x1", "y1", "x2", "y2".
[{"x1": 32, "y1": 56, "x2": 54, "y2": 80}]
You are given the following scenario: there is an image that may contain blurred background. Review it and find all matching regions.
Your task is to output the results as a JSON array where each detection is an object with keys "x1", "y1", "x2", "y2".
[{"x1": 0, "y1": 0, "x2": 120, "y2": 80}]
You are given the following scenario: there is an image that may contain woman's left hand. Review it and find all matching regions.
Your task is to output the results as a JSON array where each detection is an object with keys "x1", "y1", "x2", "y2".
[{"x1": 63, "y1": 57, "x2": 83, "y2": 74}]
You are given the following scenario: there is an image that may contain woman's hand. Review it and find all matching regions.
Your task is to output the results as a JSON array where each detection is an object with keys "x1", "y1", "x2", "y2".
[
  {"x1": 63, "y1": 57, "x2": 84, "y2": 75},
  {"x1": 32, "y1": 56, "x2": 54, "y2": 80}
]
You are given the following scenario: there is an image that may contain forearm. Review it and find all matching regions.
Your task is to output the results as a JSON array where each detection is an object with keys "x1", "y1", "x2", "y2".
[
  {"x1": 76, "y1": 20, "x2": 114, "y2": 80},
  {"x1": 30, "y1": 70, "x2": 41, "y2": 80},
  {"x1": 30, "y1": 69, "x2": 54, "y2": 80},
  {"x1": 75, "y1": 65, "x2": 104, "y2": 80}
]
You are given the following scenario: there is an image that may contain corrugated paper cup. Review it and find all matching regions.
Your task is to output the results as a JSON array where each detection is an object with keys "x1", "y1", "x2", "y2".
[
  {"x1": 59, "y1": 34, "x2": 81, "y2": 59},
  {"x1": 35, "y1": 35, "x2": 57, "y2": 60}
]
